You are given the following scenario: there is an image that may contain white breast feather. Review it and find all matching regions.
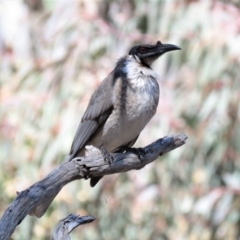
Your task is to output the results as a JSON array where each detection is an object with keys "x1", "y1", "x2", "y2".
[{"x1": 125, "y1": 55, "x2": 160, "y2": 92}]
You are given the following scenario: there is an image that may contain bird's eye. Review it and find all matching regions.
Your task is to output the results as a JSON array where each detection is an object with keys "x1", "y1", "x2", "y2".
[{"x1": 139, "y1": 47, "x2": 147, "y2": 53}]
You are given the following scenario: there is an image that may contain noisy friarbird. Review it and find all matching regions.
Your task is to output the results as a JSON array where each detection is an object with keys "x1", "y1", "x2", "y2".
[{"x1": 68, "y1": 41, "x2": 181, "y2": 187}]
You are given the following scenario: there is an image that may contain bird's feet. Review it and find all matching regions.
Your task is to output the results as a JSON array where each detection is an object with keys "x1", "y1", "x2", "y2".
[
  {"x1": 99, "y1": 144, "x2": 113, "y2": 165},
  {"x1": 122, "y1": 147, "x2": 146, "y2": 162}
]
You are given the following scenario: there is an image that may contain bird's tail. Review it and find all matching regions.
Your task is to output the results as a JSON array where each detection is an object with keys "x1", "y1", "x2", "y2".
[{"x1": 90, "y1": 177, "x2": 102, "y2": 187}]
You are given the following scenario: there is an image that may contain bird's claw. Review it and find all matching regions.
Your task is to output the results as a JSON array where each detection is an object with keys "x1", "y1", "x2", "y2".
[
  {"x1": 122, "y1": 147, "x2": 146, "y2": 162},
  {"x1": 99, "y1": 144, "x2": 113, "y2": 165}
]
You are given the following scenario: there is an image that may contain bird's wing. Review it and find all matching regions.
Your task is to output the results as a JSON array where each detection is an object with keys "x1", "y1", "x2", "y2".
[{"x1": 69, "y1": 73, "x2": 115, "y2": 159}]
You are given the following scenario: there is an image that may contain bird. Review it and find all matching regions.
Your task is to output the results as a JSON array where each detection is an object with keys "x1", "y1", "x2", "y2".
[{"x1": 68, "y1": 41, "x2": 180, "y2": 187}]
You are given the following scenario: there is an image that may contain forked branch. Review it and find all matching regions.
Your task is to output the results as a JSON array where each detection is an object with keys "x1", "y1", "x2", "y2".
[{"x1": 0, "y1": 133, "x2": 187, "y2": 240}]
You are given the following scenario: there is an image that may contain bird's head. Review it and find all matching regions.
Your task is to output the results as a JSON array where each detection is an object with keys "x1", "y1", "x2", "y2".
[{"x1": 128, "y1": 41, "x2": 181, "y2": 67}]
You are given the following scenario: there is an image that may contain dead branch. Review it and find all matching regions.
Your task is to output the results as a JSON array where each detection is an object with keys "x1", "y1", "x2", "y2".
[
  {"x1": 0, "y1": 133, "x2": 187, "y2": 240},
  {"x1": 52, "y1": 214, "x2": 95, "y2": 240}
]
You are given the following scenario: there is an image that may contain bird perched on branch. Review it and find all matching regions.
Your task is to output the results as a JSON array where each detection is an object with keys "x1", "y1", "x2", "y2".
[{"x1": 68, "y1": 41, "x2": 180, "y2": 187}]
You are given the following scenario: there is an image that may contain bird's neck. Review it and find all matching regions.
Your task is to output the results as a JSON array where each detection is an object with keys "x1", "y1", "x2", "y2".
[{"x1": 122, "y1": 55, "x2": 159, "y2": 90}]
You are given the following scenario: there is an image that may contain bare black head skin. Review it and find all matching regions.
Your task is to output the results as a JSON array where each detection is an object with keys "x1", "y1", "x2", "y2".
[{"x1": 128, "y1": 41, "x2": 181, "y2": 67}]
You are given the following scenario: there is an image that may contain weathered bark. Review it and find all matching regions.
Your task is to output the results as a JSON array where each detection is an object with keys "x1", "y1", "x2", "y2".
[
  {"x1": 0, "y1": 133, "x2": 187, "y2": 240},
  {"x1": 52, "y1": 214, "x2": 95, "y2": 240}
]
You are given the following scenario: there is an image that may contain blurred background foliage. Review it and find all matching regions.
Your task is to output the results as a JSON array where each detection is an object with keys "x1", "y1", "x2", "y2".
[{"x1": 0, "y1": 0, "x2": 240, "y2": 239}]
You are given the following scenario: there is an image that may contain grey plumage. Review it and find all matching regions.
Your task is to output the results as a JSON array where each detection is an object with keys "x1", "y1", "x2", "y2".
[{"x1": 68, "y1": 41, "x2": 180, "y2": 187}]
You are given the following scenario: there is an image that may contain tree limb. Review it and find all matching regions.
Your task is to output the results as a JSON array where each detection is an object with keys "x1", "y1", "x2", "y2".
[
  {"x1": 0, "y1": 133, "x2": 187, "y2": 240},
  {"x1": 52, "y1": 214, "x2": 95, "y2": 240}
]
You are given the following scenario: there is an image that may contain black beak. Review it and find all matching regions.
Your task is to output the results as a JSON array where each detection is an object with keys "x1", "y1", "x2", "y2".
[
  {"x1": 142, "y1": 41, "x2": 181, "y2": 58},
  {"x1": 159, "y1": 43, "x2": 181, "y2": 53},
  {"x1": 155, "y1": 41, "x2": 181, "y2": 55}
]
